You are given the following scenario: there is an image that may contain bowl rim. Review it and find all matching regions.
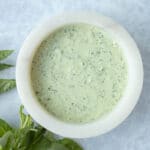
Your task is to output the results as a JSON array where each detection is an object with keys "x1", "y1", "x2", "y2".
[{"x1": 16, "y1": 12, "x2": 143, "y2": 138}]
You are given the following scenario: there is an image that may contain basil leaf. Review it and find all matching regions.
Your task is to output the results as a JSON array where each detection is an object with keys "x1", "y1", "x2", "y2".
[
  {"x1": 0, "y1": 131, "x2": 12, "y2": 147},
  {"x1": 30, "y1": 140, "x2": 68, "y2": 150},
  {"x1": 0, "y1": 50, "x2": 13, "y2": 61},
  {"x1": 0, "y1": 64, "x2": 13, "y2": 71},
  {"x1": 3, "y1": 128, "x2": 39, "y2": 149},
  {"x1": 30, "y1": 128, "x2": 45, "y2": 145},
  {"x1": 17, "y1": 129, "x2": 36, "y2": 149},
  {"x1": 58, "y1": 138, "x2": 83, "y2": 150},
  {"x1": 0, "y1": 79, "x2": 16, "y2": 94},
  {"x1": 19, "y1": 106, "x2": 33, "y2": 129},
  {"x1": 3, "y1": 129, "x2": 25, "y2": 149},
  {"x1": 0, "y1": 106, "x2": 83, "y2": 150},
  {"x1": 49, "y1": 143, "x2": 68, "y2": 150},
  {"x1": 14, "y1": 128, "x2": 39, "y2": 149},
  {"x1": 0, "y1": 119, "x2": 12, "y2": 137},
  {"x1": 44, "y1": 131, "x2": 56, "y2": 142},
  {"x1": 29, "y1": 137, "x2": 52, "y2": 150},
  {"x1": 14, "y1": 127, "x2": 46, "y2": 150}
]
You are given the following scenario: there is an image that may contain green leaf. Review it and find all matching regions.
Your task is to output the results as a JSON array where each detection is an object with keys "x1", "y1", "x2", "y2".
[
  {"x1": 44, "y1": 131, "x2": 56, "y2": 142},
  {"x1": 30, "y1": 139, "x2": 68, "y2": 150},
  {"x1": 29, "y1": 137, "x2": 52, "y2": 150},
  {"x1": 0, "y1": 106, "x2": 83, "y2": 150},
  {"x1": 58, "y1": 138, "x2": 83, "y2": 150},
  {"x1": 0, "y1": 79, "x2": 16, "y2": 94},
  {"x1": 16, "y1": 129, "x2": 36, "y2": 149},
  {"x1": 22, "y1": 126, "x2": 46, "y2": 149},
  {"x1": 3, "y1": 129, "x2": 25, "y2": 150},
  {"x1": 19, "y1": 105, "x2": 33, "y2": 129},
  {"x1": 0, "y1": 50, "x2": 13, "y2": 61},
  {"x1": 3, "y1": 128, "x2": 38, "y2": 150},
  {"x1": 0, "y1": 119, "x2": 12, "y2": 137},
  {"x1": 49, "y1": 143, "x2": 68, "y2": 150},
  {"x1": 0, "y1": 131, "x2": 12, "y2": 147},
  {"x1": 0, "y1": 64, "x2": 13, "y2": 71}
]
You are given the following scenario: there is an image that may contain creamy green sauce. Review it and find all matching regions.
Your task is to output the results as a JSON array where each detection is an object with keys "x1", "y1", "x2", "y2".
[{"x1": 31, "y1": 23, "x2": 127, "y2": 123}]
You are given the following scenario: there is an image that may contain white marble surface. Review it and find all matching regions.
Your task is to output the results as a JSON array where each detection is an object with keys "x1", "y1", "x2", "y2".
[{"x1": 0, "y1": 0, "x2": 149, "y2": 149}]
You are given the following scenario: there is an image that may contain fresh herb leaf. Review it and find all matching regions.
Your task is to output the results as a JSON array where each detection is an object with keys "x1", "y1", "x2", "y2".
[
  {"x1": 29, "y1": 138, "x2": 67, "y2": 150},
  {"x1": 0, "y1": 50, "x2": 13, "y2": 61},
  {"x1": 28, "y1": 126, "x2": 46, "y2": 146},
  {"x1": 29, "y1": 137, "x2": 52, "y2": 150},
  {"x1": 58, "y1": 138, "x2": 83, "y2": 150},
  {"x1": 44, "y1": 131, "x2": 56, "y2": 142},
  {"x1": 49, "y1": 142, "x2": 68, "y2": 150},
  {"x1": 3, "y1": 129, "x2": 26, "y2": 149},
  {"x1": 0, "y1": 79, "x2": 16, "y2": 94},
  {"x1": 0, "y1": 106, "x2": 83, "y2": 150},
  {"x1": 0, "y1": 50, "x2": 15, "y2": 94},
  {"x1": 0, "y1": 131, "x2": 12, "y2": 147},
  {"x1": 0, "y1": 64, "x2": 13, "y2": 71},
  {"x1": 10, "y1": 128, "x2": 38, "y2": 149},
  {"x1": 0, "y1": 119, "x2": 12, "y2": 137},
  {"x1": 19, "y1": 105, "x2": 33, "y2": 129}
]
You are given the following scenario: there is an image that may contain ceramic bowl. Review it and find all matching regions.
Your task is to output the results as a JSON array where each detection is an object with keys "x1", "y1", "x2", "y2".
[{"x1": 16, "y1": 12, "x2": 143, "y2": 138}]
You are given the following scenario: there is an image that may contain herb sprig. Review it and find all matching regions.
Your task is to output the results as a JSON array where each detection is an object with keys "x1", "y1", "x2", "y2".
[
  {"x1": 0, "y1": 50, "x2": 16, "y2": 93},
  {"x1": 0, "y1": 106, "x2": 83, "y2": 150}
]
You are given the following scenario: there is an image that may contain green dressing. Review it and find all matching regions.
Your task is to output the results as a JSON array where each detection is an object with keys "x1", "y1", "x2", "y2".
[{"x1": 31, "y1": 23, "x2": 127, "y2": 123}]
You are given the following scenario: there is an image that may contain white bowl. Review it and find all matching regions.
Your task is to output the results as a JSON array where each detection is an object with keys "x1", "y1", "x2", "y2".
[{"x1": 16, "y1": 12, "x2": 143, "y2": 138}]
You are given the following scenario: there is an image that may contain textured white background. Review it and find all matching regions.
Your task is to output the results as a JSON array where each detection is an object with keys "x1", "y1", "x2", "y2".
[{"x1": 0, "y1": 0, "x2": 149, "y2": 149}]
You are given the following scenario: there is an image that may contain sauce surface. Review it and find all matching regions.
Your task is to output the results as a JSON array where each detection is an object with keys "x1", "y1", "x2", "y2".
[{"x1": 31, "y1": 23, "x2": 127, "y2": 123}]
